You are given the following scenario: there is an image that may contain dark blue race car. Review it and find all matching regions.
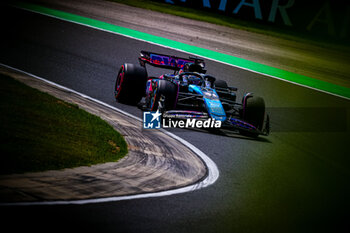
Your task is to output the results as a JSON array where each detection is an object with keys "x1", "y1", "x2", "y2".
[{"x1": 115, "y1": 51, "x2": 270, "y2": 137}]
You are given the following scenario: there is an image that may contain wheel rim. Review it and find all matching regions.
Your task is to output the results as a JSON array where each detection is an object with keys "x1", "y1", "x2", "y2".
[
  {"x1": 115, "y1": 65, "x2": 125, "y2": 99},
  {"x1": 150, "y1": 81, "x2": 159, "y2": 111}
]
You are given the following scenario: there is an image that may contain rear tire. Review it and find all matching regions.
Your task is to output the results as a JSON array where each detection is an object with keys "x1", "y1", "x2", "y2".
[
  {"x1": 214, "y1": 79, "x2": 228, "y2": 88},
  {"x1": 215, "y1": 79, "x2": 236, "y2": 102},
  {"x1": 150, "y1": 80, "x2": 178, "y2": 111},
  {"x1": 115, "y1": 63, "x2": 148, "y2": 105}
]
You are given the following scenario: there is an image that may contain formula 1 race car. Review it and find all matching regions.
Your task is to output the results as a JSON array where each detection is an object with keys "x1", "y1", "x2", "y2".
[{"x1": 115, "y1": 51, "x2": 270, "y2": 137}]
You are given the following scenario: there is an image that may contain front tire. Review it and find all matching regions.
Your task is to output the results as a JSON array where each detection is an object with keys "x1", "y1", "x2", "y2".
[{"x1": 240, "y1": 95, "x2": 265, "y2": 137}]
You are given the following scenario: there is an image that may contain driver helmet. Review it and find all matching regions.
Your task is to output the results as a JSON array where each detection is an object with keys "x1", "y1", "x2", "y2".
[
  {"x1": 181, "y1": 74, "x2": 202, "y2": 85},
  {"x1": 205, "y1": 80, "x2": 211, "y2": 88},
  {"x1": 188, "y1": 76, "x2": 202, "y2": 85}
]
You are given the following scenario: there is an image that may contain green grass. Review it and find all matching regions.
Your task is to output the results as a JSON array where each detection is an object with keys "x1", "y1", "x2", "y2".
[
  {"x1": 111, "y1": 0, "x2": 349, "y2": 51},
  {"x1": 0, "y1": 74, "x2": 128, "y2": 175}
]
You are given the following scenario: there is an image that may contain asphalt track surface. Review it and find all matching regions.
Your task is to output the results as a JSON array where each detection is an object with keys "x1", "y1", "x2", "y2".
[{"x1": 1, "y1": 5, "x2": 350, "y2": 233}]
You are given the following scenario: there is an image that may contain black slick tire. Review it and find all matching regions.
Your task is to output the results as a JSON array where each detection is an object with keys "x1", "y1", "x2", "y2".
[
  {"x1": 240, "y1": 96, "x2": 265, "y2": 137},
  {"x1": 150, "y1": 79, "x2": 178, "y2": 111},
  {"x1": 115, "y1": 63, "x2": 148, "y2": 105}
]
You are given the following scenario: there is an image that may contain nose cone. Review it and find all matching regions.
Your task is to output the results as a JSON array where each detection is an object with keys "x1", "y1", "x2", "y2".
[
  {"x1": 211, "y1": 114, "x2": 226, "y2": 121},
  {"x1": 204, "y1": 99, "x2": 226, "y2": 121}
]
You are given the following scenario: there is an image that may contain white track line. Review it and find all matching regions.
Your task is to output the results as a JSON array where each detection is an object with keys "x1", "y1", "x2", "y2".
[
  {"x1": 14, "y1": 4, "x2": 350, "y2": 101},
  {"x1": 0, "y1": 63, "x2": 219, "y2": 206}
]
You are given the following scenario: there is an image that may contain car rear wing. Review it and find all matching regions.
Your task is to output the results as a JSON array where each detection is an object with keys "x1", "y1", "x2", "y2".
[{"x1": 138, "y1": 51, "x2": 205, "y2": 71}]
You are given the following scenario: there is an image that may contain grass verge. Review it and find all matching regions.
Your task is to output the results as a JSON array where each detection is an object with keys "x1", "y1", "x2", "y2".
[{"x1": 0, "y1": 74, "x2": 128, "y2": 175}]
